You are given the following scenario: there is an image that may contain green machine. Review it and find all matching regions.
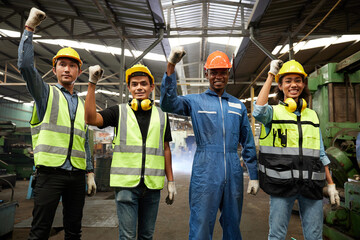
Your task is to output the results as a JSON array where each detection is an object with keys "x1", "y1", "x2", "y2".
[
  {"x1": 308, "y1": 51, "x2": 360, "y2": 239},
  {"x1": 0, "y1": 121, "x2": 33, "y2": 179}
]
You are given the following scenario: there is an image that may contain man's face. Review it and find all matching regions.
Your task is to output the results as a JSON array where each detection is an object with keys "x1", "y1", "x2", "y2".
[
  {"x1": 127, "y1": 76, "x2": 154, "y2": 100},
  {"x1": 52, "y1": 58, "x2": 81, "y2": 86},
  {"x1": 279, "y1": 73, "x2": 305, "y2": 101},
  {"x1": 205, "y1": 68, "x2": 230, "y2": 93}
]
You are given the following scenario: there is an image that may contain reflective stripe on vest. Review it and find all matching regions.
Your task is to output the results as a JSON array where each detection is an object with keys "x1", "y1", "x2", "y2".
[
  {"x1": 30, "y1": 86, "x2": 87, "y2": 169},
  {"x1": 110, "y1": 104, "x2": 166, "y2": 189},
  {"x1": 258, "y1": 163, "x2": 325, "y2": 181}
]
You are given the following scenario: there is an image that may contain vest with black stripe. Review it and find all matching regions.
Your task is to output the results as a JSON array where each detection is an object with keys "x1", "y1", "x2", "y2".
[
  {"x1": 110, "y1": 104, "x2": 167, "y2": 189},
  {"x1": 30, "y1": 86, "x2": 87, "y2": 170},
  {"x1": 259, "y1": 104, "x2": 326, "y2": 199}
]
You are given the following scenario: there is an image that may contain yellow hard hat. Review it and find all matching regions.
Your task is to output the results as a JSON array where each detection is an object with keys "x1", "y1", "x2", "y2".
[
  {"x1": 275, "y1": 60, "x2": 307, "y2": 83},
  {"x1": 52, "y1": 47, "x2": 82, "y2": 68},
  {"x1": 125, "y1": 64, "x2": 154, "y2": 84}
]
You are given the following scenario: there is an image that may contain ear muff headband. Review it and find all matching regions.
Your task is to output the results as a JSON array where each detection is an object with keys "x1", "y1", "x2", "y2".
[
  {"x1": 280, "y1": 98, "x2": 307, "y2": 113},
  {"x1": 128, "y1": 99, "x2": 153, "y2": 111}
]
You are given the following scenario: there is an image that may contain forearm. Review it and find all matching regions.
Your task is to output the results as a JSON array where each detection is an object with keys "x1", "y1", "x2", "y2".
[
  {"x1": 167, "y1": 62, "x2": 175, "y2": 76},
  {"x1": 85, "y1": 83, "x2": 103, "y2": 126},
  {"x1": 325, "y1": 165, "x2": 334, "y2": 184},
  {"x1": 256, "y1": 73, "x2": 274, "y2": 106},
  {"x1": 164, "y1": 142, "x2": 174, "y2": 182},
  {"x1": 85, "y1": 129, "x2": 94, "y2": 171}
]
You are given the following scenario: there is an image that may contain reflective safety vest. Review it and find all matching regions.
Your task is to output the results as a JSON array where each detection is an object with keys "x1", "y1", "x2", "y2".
[
  {"x1": 259, "y1": 104, "x2": 326, "y2": 199},
  {"x1": 30, "y1": 86, "x2": 87, "y2": 170},
  {"x1": 110, "y1": 104, "x2": 167, "y2": 189}
]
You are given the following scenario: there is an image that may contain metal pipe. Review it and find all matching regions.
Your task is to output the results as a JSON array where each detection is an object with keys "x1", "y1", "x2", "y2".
[
  {"x1": 128, "y1": 28, "x2": 164, "y2": 66},
  {"x1": 249, "y1": 27, "x2": 277, "y2": 60}
]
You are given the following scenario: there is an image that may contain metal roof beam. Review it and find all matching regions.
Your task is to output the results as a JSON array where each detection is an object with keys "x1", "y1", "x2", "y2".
[{"x1": 162, "y1": 0, "x2": 253, "y2": 10}]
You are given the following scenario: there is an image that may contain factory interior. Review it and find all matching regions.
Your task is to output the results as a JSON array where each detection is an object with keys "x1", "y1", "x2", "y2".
[{"x1": 0, "y1": 0, "x2": 360, "y2": 239}]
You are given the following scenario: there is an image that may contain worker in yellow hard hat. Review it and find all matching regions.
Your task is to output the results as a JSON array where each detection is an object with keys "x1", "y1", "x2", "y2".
[
  {"x1": 253, "y1": 59, "x2": 340, "y2": 239},
  {"x1": 160, "y1": 47, "x2": 259, "y2": 239},
  {"x1": 18, "y1": 7, "x2": 96, "y2": 239},
  {"x1": 84, "y1": 63, "x2": 175, "y2": 239}
]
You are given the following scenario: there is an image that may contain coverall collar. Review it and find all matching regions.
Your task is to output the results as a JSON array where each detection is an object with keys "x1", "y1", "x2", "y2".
[{"x1": 205, "y1": 88, "x2": 230, "y2": 99}]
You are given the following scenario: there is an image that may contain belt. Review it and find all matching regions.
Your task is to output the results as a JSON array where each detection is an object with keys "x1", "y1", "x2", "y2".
[{"x1": 37, "y1": 166, "x2": 85, "y2": 175}]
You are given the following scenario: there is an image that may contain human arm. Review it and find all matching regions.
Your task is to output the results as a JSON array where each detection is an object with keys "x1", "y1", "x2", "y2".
[
  {"x1": 18, "y1": 12, "x2": 49, "y2": 120},
  {"x1": 164, "y1": 141, "x2": 176, "y2": 205},
  {"x1": 256, "y1": 60, "x2": 283, "y2": 106},
  {"x1": 85, "y1": 65, "x2": 105, "y2": 127},
  {"x1": 319, "y1": 131, "x2": 340, "y2": 205},
  {"x1": 85, "y1": 129, "x2": 96, "y2": 196}
]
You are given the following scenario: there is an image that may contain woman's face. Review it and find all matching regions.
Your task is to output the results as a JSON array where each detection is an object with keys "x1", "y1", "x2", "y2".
[{"x1": 278, "y1": 74, "x2": 305, "y2": 101}]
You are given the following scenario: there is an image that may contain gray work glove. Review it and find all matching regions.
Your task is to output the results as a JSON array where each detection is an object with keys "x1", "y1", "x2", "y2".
[
  {"x1": 25, "y1": 7, "x2": 46, "y2": 30},
  {"x1": 168, "y1": 46, "x2": 186, "y2": 65},
  {"x1": 89, "y1": 65, "x2": 104, "y2": 85},
  {"x1": 247, "y1": 180, "x2": 259, "y2": 195},
  {"x1": 327, "y1": 184, "x2": 340, "y2": 206},
  {"x1": 87, "y1": 172, "x2": 96, "y2": 197},
  {"x1": 268, "y1": 59, "x2": 283, "y2": 76},
  {"x1": 165, "y1": 181, "x2": 177, "y2": 205}
]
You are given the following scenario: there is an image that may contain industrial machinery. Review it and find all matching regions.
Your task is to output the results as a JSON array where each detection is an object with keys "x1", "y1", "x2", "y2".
[
  {"x1": 308, "y1": 51, "x2": 360, "y2": 240},
  {"x1": 0, "y1": 121, "x2": 33, "y2": 179}
]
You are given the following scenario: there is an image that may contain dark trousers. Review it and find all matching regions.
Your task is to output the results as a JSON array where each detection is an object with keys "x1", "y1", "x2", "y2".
[{"x1": 28, "y1": 168, "x2": 86, "y2": 240}]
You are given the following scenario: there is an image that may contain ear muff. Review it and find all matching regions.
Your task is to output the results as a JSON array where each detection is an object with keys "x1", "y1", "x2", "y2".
[
  {"x1": 281, "y1": 98, "x2": 307, "y2": 113},
  {"x1": 141, "y1": 99, "x2": 153, "y2": 111},
  {"x1": 128, "y1": 99, "x2": 153, "y2": 111}
]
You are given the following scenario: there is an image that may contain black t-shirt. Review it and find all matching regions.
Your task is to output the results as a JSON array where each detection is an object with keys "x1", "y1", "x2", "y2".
[{"x1": 99, "y1": 105, "x2": 172, "y2": 142}]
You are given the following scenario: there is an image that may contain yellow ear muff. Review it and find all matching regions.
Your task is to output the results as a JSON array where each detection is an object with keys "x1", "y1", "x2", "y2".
[
  {"x1": 299, "y1": 98, "x2": 307, "y2": 112},
  {"x1": 129, "y1": 99, "x2": 139, "y2": 111},
  {"x1": 284, "y1": 98, "x2": 297, "y2": 113},
  {"x1": 141, "y1": 99, "x2": 152, "y2": 111}
]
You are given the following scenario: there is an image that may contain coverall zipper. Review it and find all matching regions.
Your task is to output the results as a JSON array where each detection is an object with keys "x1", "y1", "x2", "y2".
[{"x1": 219, "y1": 97, "x2": 226, "y2": 183}]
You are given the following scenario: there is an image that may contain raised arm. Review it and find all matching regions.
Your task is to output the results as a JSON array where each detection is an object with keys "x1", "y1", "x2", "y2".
[
  {"x1": 256, "y1": 60, "x2": 283, "y2": 106},
  {"x1": 85, "y1": 65, "x2": 105, "y2": 127}
]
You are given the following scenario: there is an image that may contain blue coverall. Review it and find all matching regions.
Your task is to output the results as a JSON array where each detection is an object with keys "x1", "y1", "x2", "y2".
[{"x1": 160, "y1": 72, "x2": 258, "y2": 240}]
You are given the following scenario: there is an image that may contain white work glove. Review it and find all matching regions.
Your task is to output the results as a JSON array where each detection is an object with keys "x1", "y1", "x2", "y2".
[
  {"x1": 327, "y1": 183, "x2": 340, "y2": 206},
  {"x1": 268, "y1": 59, "x2": 283, "y2": 76},
  {"x1": 25, "y1": 7, "x2": 46, "y2": 30},
  {"x1": 168, "y1": 46, "x2": 186, "y2": 65},
  {"x1": 86, "y1": 172, "x2": 96, "y2": 197},
  {"x1": 89, "y1": 65, "x2": 104, "y2": 85},
  {"x1": 247, "y1": 180, "x2": 259, "y2": 195},
  {"x1": 165, "y1": 181, "x2": 177, "y2": 205}
]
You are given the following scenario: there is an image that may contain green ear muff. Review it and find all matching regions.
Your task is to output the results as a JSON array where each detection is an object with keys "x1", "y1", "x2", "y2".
[
  {"x1": 281, "y1": 98, "x2": 307, "y2": 113},
  {"x1": 129, "y1": 99, "x2": 153, "y2": 111}
]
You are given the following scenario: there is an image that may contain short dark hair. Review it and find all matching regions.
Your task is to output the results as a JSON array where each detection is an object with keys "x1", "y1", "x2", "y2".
[{"x1": 274, "y1": 75, "x2": 310, "y2": 103}]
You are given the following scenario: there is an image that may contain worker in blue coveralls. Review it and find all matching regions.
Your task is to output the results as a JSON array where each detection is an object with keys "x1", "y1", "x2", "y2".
[{"x1": 160, "y1": 46, "x2": 259, "y2": 240}]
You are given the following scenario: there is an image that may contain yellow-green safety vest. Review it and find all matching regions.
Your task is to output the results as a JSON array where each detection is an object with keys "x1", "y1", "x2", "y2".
[
  {"x1": 258, "y1": 104, "x2": 325, "y2": 199},
  {"x1": 30, "y1": 86, "x2": 87, "y2": 170},
  {"x1": 110, "y1": 104, "x2": 167, "y2": 189}
]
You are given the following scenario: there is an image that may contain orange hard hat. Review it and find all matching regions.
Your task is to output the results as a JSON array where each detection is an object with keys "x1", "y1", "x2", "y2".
[{"x1": 204, "y1": 51, "x2": 232, "y2": 70}]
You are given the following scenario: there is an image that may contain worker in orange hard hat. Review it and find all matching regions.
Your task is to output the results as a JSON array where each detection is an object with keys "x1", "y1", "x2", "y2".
[
  {"x1": 253, "y1": 59, "x2": 340, "y2": 239},
  {"x1": 18, "y1": 7, "x2": 96, "y2": 239},
  {"x1": 160, "y1": 47, "x2": 259, "y2": 239}
]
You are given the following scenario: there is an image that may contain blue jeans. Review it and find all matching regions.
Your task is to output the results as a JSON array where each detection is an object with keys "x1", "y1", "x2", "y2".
[
  {"x1": 115, "y1": 183, "x2": 161, "y2": 240},
  {"x1": 268, "y1": 194, "x2": 323, "y2": 240}
]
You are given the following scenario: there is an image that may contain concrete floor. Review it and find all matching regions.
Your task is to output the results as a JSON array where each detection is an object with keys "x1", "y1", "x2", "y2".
[{"x1": 0, "y1": 173, "x2": 305, "y2": 240}]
